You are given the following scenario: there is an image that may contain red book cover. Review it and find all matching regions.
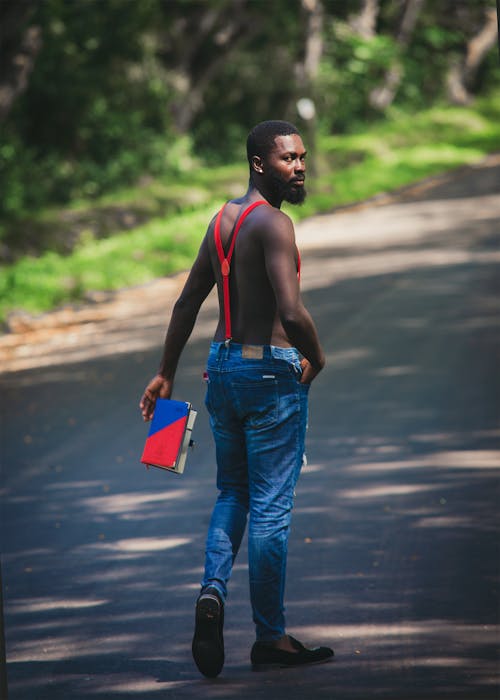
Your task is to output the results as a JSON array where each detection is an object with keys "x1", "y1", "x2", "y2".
[{"x1": 141, "y1": 399, "x2": 196, "y2": 474}]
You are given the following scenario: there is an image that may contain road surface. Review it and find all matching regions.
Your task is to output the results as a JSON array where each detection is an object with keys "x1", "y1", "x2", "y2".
[{"x1": 1, "y1": 156, "x2": 499, "y2": 699}]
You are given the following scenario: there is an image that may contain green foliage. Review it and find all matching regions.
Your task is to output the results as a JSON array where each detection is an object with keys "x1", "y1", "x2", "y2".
[
  {"x1": 1, "y1": 0, "x2": 499, "y2": 220},
  {"x1": 2, "y1": 92, "x2": 499, "y2": 325},
  {"x1": 317, "y1": 2, "x2": 500, "y2": 132},
  {"x1": 317, "y1": 21, "x2": 398, "y2": 132},
  {"x1": 0, "y1": 0, "x2": 499, "y2": 294},
  {"x1": 0, "y1": 0, "x2": 172, "y2": 216},
  {"x1": 295, "y1": 92, "x2": 500, "y2": 219},
  {"x1": 0, "y1": 206, "x2": 214, "y2": 322}
]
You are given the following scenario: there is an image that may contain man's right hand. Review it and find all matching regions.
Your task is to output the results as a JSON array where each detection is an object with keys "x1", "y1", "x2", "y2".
[
  {"x1": 139, "y1": 374, "x2": 173, "y2": 421},
  {"x1": 299, "y1": 358, "x2": 324, "y2": 385}
]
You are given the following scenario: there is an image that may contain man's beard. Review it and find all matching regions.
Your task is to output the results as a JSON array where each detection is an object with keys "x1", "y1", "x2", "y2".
[{"x1": 269, "y1": 171, "x2": 307, "y2": 205}]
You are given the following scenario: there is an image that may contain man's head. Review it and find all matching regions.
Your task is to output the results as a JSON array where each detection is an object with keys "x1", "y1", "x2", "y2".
[
  {"x1": 246, "y1": 120, "x2": 300, "y2": 166},
  {"x1": 247, "y1": 120, "x2": 307, "y2": 205}
]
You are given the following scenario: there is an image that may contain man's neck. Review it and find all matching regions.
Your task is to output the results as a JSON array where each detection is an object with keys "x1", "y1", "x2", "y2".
[{"x1": 246, "y1": 180, "x2": 282, "y2": 209}]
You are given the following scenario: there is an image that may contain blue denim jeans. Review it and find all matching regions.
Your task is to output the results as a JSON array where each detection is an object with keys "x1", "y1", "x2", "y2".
[{"x1": 201, "y1": 341, "x2": 309, "y2": 641}]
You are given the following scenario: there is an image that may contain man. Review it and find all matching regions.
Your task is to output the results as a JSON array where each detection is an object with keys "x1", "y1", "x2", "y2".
[{"x1": 140, "y1": 120, "x2": 333, "y2": 677}]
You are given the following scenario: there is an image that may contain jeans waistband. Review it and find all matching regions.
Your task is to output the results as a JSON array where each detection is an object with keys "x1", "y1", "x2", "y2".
[{"x1": 208, "y1": 341, "x2": 300, "y2": 364}]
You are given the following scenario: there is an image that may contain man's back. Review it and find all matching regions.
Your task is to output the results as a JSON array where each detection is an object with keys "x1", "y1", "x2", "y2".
[{"x1": 206, "y1": 199, "x2": 300, "y2": 347}]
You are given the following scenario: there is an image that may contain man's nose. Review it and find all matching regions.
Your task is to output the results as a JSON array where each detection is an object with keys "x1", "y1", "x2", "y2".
[{"x1": 295, "y1": 158, "x2": 305, "y2": 172}]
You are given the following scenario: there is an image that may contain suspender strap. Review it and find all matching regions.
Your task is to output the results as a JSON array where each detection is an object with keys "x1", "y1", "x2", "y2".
[
  {"x1": 214, "y1": 199, "x2": 301, "y2": 343},
  {"x1": 214, "y1": 200, "x2": 268, "y2": 342}
]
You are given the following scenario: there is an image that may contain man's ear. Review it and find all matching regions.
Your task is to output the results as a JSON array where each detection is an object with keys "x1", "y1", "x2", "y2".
[{"x1": 251, "y1": 155, "x2": 264, "y2": 174}]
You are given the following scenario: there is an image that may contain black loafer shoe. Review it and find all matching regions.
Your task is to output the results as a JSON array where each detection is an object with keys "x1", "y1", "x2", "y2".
[
  {"x1": 192, "y1": 587, "x2": 224, "y2": 678},
  {"x1": 251, "y1": 635, "x2": 334, "y2": 670}
]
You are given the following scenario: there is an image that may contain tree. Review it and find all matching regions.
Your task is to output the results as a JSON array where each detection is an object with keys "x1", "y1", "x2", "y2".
[
  {"x1": 369, "y1": 0, "x2": 425, "y2": 110},
  {"x1": 295, "y1": 0, "x2": 325, "y2": 173},
  {"x1": 1, "y1": 0, "x2": 499, "y2": 221},
  {"x1": 156, "y1": 0, "x2": 268, "y2": 134},
  {"x1": 0, "y1": 0, "x2": 42, "y2": 121},
  {"x1": 349, "y1": 0, "x2": 380, "y2": 39},
  {"x1": 446, "y1": 6, "x2": 498, "y2": 104}
]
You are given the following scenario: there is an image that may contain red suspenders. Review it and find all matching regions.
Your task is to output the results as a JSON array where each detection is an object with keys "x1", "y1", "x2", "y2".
[{"x1": 214, "y1": 200, "x2": 301, "y2": 344}]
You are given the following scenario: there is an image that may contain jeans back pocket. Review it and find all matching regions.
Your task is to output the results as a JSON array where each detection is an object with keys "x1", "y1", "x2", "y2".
[{"x1": 232, "y1": 376, "x2": 278, "y2": 429}]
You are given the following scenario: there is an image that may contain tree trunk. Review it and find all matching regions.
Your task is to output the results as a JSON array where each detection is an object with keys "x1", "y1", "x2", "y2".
[
  {"x1": 301, "y1": 0, "x2": 324, "y2": 82},
  {"x1": 447, "y1": 7, "x2": 498, "y2": 104},
  {"x1": 294, "y1": 0, "x2": 324, "y2": 173},
  {"x1": 0, "y1": 0, "x2": 41, "y2": 122},
  {"x1": 369, "y1": 0, "x2": 425, "y2": 111},
  {"x1": 349, "y1": 0, "x2": 380, "y2": 40}
]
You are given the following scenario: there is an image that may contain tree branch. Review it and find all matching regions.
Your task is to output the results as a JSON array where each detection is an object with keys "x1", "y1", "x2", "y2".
[
  {"x1": 369, "y1": 0, "x2": 425, "y2": 111},
  {"x1": 447, "y1": 7, "x2": 498, "y2": 105},
  {"x1": 349, "y1": 0, "x2": 380, "y2": 40}
]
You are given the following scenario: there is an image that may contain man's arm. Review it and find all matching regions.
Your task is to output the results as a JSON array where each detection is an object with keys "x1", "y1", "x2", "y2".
[
  {"x1": 140, "y1": 234, "x2": 215, "y2": 421},
  {"x1": 262, "y1": 211, "x2": 325, "y2": 383}
]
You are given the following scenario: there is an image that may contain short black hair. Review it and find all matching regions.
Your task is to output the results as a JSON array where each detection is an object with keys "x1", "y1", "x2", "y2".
[{"x1": 246, "y1": 120, "x2": 300, "y2": 165}]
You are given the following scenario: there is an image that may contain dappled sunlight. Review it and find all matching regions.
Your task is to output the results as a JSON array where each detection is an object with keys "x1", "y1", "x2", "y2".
[
  {"x1": 432, "y1": 450, "x2": 500, "y2": 469},
  {"x1": 296, "y1": 620, "x2": 460, "y2": 640},
  {"x1": 88, "y1": 678, "x2": 191, "y2": 694},
  {"x1": 8, "y1": 598, "x2": 109, "y2": 615},
  {"x1": 346, "y1": 450, "x2": 500, "y2": 474},
  {"x1": 415, "y1": 515, "x2": 474, "y2": 529},
  {"x1": 325, "y1": 346, "x2": 373, "y2": 368},
  {"x1": 80, "y1": 489, "x2": 192, "y2": 516},
  {"x1": 336, "y1": 483, "x2": 439, "y2": 499},
  {"x1": 0, "y1": 281, "x2": 216, "y2": 374},
  {"x1": 301, "y1": 246, "x2": 500, "y2": 292},
  {"x1": 79, "y1": 536, "x2": 192, "y2": 553},
  {"x1": 374, "y1": 365, "x2": 419, "y2": 377},
  {"x1": 295, "y1": 619, "x2": 499, "y2": 658},
  {"x1": 10, "y1": 632, "x2": 149, "y2": 663},
  {"x1": 2, "y1": 547, "x2": 54, "y2": 564},
  {"x1": 409, "y1": 429, "x2": 500, "y2": 444},
  {"x1": 350, "y1": 601, "x2": 407, "y2": 612},
  {"x1": 292, "y1": 505, "x2": 331, "y2": 516},
  {"x1": 301, "y1": 461, "x2": 325, "y2": 474},
  {"x1": 296, "y1": 193, "x2": 500, "y2": 251}
]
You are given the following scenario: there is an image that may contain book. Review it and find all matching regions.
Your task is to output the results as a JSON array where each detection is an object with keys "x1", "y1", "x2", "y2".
[{"x1": 141, "y1": 398, "x2": 197, "y2": 474}]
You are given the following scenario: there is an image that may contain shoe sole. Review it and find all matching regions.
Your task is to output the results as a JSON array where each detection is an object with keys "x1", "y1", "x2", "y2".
[
  {"x1": 252, "y1": 654, "x2": 334, "y2": 671},
  {"x1": 192, "y1": 595, "x2": 224, "y2": 678}
]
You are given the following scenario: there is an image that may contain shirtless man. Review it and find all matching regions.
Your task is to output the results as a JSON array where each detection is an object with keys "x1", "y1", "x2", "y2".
[{"x1": 140, "y1": 120, "x2": 333, "y2": 677}]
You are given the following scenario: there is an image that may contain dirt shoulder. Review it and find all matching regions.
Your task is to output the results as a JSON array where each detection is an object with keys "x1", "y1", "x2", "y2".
[{"x1": 1, "y1": 153, "x2": 499, "y2": 375}]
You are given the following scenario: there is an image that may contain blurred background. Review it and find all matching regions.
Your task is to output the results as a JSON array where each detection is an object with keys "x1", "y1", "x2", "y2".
[{"x1": 0, "y1": 0, "x2": 498, "y2": 327}]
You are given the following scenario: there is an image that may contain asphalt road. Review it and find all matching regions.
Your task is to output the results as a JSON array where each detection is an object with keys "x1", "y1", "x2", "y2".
[{"x1": 1, "y1": 157, "x2": 499, "y2": 699}]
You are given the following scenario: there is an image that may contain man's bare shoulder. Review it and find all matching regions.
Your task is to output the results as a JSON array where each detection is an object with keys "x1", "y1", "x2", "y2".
[{"x1": 254, "y1": 205, "x2": 295, "y2": 243}]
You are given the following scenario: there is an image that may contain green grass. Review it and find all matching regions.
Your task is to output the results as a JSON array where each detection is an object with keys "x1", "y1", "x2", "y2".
[
  {"x1": 0, "y1": 207, "x2": 217, "y2": 320},
  {"x1": 1, "y1": 92, "x2": 499, "y2": 326}
]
